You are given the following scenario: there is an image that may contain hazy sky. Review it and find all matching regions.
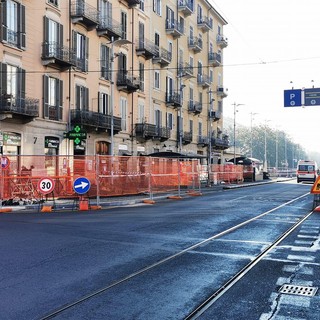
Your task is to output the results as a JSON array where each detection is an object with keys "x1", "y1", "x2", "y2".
[{"x1": 211, "y1": 0, "x2": 320, "y2": 152}]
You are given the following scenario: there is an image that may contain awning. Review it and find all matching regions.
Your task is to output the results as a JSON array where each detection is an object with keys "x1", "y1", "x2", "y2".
[{"x1": 147, "y1": 151, "x2": 206, "y2": 159}]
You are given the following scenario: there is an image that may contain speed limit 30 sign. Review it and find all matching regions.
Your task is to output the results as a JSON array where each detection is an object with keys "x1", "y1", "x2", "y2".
[{"x1": 38, "y1": 177, "x2": 55, "y2": 194}]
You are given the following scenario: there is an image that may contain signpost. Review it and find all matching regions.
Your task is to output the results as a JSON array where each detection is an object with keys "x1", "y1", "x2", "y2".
[
  {"x1": 38, "y1": 177, "x2": 55, "y2": 195},
  {"x1": 284, "y1": 87, "x2": 320, "y2": 107},
  {"x1": 304, "y1": 88, "x2": 320, "y2": 106},
  {"x1": 73, "y1": 177, "x2": 91, "y2": 211},
  {"x1": 64, "y1": 125, "x2": 87, "y2": 145},
  {"x1": 284, "y1": 89, "x2": 302, "y2": 107},
  {"x1": 1, "y1": 156, "x2": 10, "y2": 170}
]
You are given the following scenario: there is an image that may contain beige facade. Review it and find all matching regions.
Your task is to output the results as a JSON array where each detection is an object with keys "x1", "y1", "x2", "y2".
[{"x1": 0, "y1": 0, "x2": 228, "y2": 162}]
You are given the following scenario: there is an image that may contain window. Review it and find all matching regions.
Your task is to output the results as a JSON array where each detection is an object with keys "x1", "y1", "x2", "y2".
[
  {"x1": 166, "y1": 7, "x2": 174, "y2": 28},
  {"x1": 198, "y1": 122, "x2": 202, "y2": 137},
  {"x1": 43, "y1": 17, "x2": 63, "y2": 58},
  {"x1": 189, "y1": 87, "x2": 193, "y2": 104},
  {"x1": 121, "y1": 11, "x2": 127, "y2": 40},
  {"x1": 167, "y1": 113, "x2": 173, "y2": 130},
  {"x1": 138, "y1": 102, "x2": 144, "y2": 123},
  {"x1": 168, "y1": 41, "x2": 173, "y2": 57},
  {"x1": 73, "y1": 31, "x2": 88, "y2": 72},
  {"x1": 139, "y1": 62, "x2": 144, "y2": 92},
  {"x1": 120, "y1": 97, "x2": 127, "y2": 131},
  {"x1": 139, "y1": 0, "x2": 144, "y2": 11},
  {"x1": 155, "y1": 32, "x2": 160, "y2": 47},
  {"x1": 0, "y1": 0, "x2": 26, "y2": 49},
  {"x1": 154, "y1": 71, "x2": 160, "y2": 89},
  {"x1": 155, "y1": 109, "x2": 161, "y2": 127},
  {"x1": 153, "y1": 0, "x2": 161, "y2": 15},
  {"x1": 100, "y1": 44, "x2": 111, "y2": 80},
  {"x1": 189, "y1": 120, "x2": 193, "y2": 134},
  {"x1": 210, "y1": 69, "x2": 213, "y2": 83},
  {"x1": 48, "y1": 0, "x2": 58, "y2": 6},
  {"x1": 43, "y1": 75, "x2": 63, "y2": 120},
  {"x1": 98, "y1": 92, "x2": 109, "y2": 115},
  {"x1": 75, "y1": 85, "x2": 89, "y2": 111},
  {"x1": 99, "y1": 0, "x2": 112, "y2": 20}
]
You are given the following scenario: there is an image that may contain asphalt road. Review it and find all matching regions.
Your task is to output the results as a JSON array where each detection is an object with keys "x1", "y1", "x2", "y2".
[{"x1": 0, "y1": 180, "x2": 318, "y2": 320}]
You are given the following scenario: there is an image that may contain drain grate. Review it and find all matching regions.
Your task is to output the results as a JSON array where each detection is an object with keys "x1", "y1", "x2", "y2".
[{"x1": 279, "y1": 284, "x2": 318, "y2": 297}]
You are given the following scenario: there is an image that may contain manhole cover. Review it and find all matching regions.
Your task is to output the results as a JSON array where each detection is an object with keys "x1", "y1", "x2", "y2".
[{"x1": 279, "y1": 284, "x2": 318, "y2": 296}]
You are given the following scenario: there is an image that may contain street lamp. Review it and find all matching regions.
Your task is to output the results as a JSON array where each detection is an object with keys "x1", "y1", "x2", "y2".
[
  {"x1": 232, "y1": 102, "x2": 244, "y2": 164},
  {"x1": 110, "y1": 38, "x2": 132, "y2": 156},
  {"x1": 250, "y1": 112, "x2": 258, "y2": 158},
  {"x1": 264, "y1": 119, "x2": 271, "y2": 172}
]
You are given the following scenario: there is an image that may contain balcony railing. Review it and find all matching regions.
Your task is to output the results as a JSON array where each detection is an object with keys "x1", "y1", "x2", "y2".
[
  {"x1": 0, "y1": 95, "x2": 39, "y2": 122},
  {"x1": 122, "y1": 0, "x2": 140, "y2": 7},
  {"x1": 216, "y1": 34, "x2": 228, "y2": 48},
  {"x1": 70, "y1": 109, "x2": 122, "y2": 133},
  {"x1": 211, "y1": 136, "x2": 230, "y2": 150},
  {"x1": 197, "y1": 73, "x2": 211, "y2": 88},
  {"x1": 208, "y1": 110, "x2": 222, "y2": 121},
  {"x1": 178, "y1": 0, "x2": 194, "y2": 16},
  {"x1": 217, "y1": 86, "x2": 228, "y2": 98},
  {"x1": 166, "y1": 91, "x2": 182, "y2": 108},
  {"x1": 208, "y1": 52, "x2": 222, "y2": 66},
  {"x1": 97, "y1": 17, "x2": 122, "y2": 40},
  {"x1": 70, "y1": 0, "x2": 99, "y2": 29},
  {"x1": 197, "y1": 16, "x2": 212, "y2": 32},
  {"x1": 152, "y1": 46, "x2": 172, "y2": 66},
  {"x1": 117, "y1": 72, "x2": 140, "y2": 93},
  {"x1": 135, "y1": 123, "x2": 157, "y2": 140},
  {"x1": 182, "y1": 131, "x2": 192, "y2": 144},
  {"x1": 178, "y1": 62, "x2": 193, "y2": 78},
  {"x1": 197, "y1": 136, "x2": 209, "y2": 146},
  {"x1": 136, "y1": 37, "x2": 157, "y2": 60},
  {"x1": 188, "y1": 36, "x2": 203, "y2": 53},
  {"x1": 188, "y1": 101, "x2": 202, "y2": 114},
  {"x1": 155, "y1": 126, "x2": 171, "y2": 141},
  {"x1": 165, "y1": 19, "x2": 184, "y2": 38},
  {"x1": 41, "y1": 42, "x2": 76, "y2": 69}
]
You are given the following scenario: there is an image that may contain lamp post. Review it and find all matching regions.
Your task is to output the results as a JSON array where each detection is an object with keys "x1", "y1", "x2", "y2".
[
  {"x1": 232, "y1": 102, "x2": 244, "y2": 164},
  {"x1": 250, "y1": 112, "x2": 258, "y2": 158},
  {"x1": 109, "y1": 38, "x2": 132, "y2": 156},
  {"x1": 264, "y1": 120, "x2": 271, "y2": 172}
]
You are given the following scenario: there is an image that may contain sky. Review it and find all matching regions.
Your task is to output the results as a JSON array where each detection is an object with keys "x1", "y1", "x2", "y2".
[{"x1": 210, "y1": 0, "x2": 320, "y2": 153}]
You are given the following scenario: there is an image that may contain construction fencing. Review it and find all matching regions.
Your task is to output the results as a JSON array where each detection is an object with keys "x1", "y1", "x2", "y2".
[{"x1": 0, "y1": 155, "x2": 247, "y2": 204}]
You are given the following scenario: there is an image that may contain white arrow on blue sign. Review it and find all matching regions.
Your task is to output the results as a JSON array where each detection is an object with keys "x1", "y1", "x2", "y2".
[
  {"x1": 284, "y1": 89, "x2": 302, "y2": 107},
  {"x1": 73, "y1": 177, "x2": 91, "y2": 194}
]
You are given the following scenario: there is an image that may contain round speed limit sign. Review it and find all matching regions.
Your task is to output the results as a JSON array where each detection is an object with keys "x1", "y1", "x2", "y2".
[{"x1": 38, "y1": 177, "x2": 55, "y2": 194}]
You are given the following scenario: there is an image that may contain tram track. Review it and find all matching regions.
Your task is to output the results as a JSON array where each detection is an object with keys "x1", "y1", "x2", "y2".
[{"x1": 40, "y1": 192, "x2": 311, "y2": 319}]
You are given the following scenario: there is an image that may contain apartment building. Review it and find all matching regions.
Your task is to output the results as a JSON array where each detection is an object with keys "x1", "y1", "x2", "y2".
[{"x1": 0, "y1": 0, "x2": 228, "y2": 162}]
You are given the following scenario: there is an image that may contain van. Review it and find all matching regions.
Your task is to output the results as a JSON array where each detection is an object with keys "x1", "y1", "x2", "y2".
[{"x1": 296, "y1": 160, "x2": 318, "y2": 183}]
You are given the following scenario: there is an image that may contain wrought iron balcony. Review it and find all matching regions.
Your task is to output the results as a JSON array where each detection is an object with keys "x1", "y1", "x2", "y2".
[
  {"x1": 166, "y1": 91, "x2": 182, "y2": 108},
  {"x1": 178, "y1": 0, "x2": 194, "y2": 16},
  {"x1": 217, "y1": 86, "x2": 228, "y2": 98},
  {"x1": 41, "y1": 42, "x2": 76, "y2": 69},
  {"x1": 122, "y1": 0, "x2": 140, "y2": 7},
  {"x1": 208, "y1": 52, "x2": 222, "y2": 67},
  {"x1": 117, "y1": 72, "x2": 140, "y2": 93},
  {"x1": 211, "y1": 135, "x2": 230, "y2": 150},
  {"x1": 197, "y1": 73, "x2": 211, "y2": 88},
  {"x1": 136, "y1": 38, "x2": 157, "y2": 60},
  {"x1": 188, "y1": 101, "x2": 202, "y2": 114},
  {"x1": 0, "y1": 95, "x2": 39, "y2": 122},
  {"x1": 197, "y1": 16, "x2": 212, "y2": 32},
  {"x1": 178, "y1": 62, "x2": 193, "y2": 78},
  {"x1": 70, "y1": 109, "x2": 122, "y2": 133},
  {"x1": 182, "y1": 131, "x2": 192, "y2": 145},
  {"x1": 97, "y1": 17, "x2": 122, "y2": 40},
  {"x1": 165, "y1": 19, "x2": 184, "y2": 38},
  {"x1": 70, "y1": 0, "x2": 99, "y2": 30},
  {"x1": 152, "y1": 47, "x2": 172, "y2": 66},
  {"x1": 135, "y1": 123, "x2": 157, "y2": 140},
  {"x1": 188, "y1": 36, "x2": 202, "y2": 53},
  {"x1": 197, "y1": 136, "x2": 209, "y2": 146},
  {"x1": 208, "y1": 110, "x2": 222, "y2": 122},
  {"x1": 216, "y1": 34, "x2": 228, "y2": 48},
  {"x1": 155, "y1": 126, "x2": 171, "y2": 141}
]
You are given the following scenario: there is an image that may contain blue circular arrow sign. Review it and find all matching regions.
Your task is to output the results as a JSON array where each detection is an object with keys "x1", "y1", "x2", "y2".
[{"x1": 73, "y1": 177, "x2": 91, "y2": 194}]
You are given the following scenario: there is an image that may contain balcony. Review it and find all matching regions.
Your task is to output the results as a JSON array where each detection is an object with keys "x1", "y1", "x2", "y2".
[
  {"x1": 216, "y1": 34, "x2": 228, "y2": 48},
  {"x1": 165, "y1": 19, "x2": 184, "y2": 38},
  {"x1": 136, "y1": 38, "x2": 157, "y2": 60},
  {"x1": 0, "y1": 95, "x2": 39, "y2": 123},
  {"x1": 188, "y1": 101, "x2": 202, "y2": 114},
  {"x1": 166, "y1": 91, "x2": 182, "y2": 108},
  {"x1": 217, "y1": 86, "x2": 228, "y2": 98},
  {"x1": 41, "y1": 42, "x2": 76, "y2": 70},
  {"x1": 117, "y1": 72, "x2": 140, "y2": 93},
  {"x1": 188, "y1": 36, "x2": 202, "y2": 53},
  {"x1": 182, "y1": 131, "x2": 192, "y2": 145},
  {"x1": 155, "y1": 126, "x2": 171, "y2": 141},
  {"x1": 208, "y1": 52, "x2": 221, "y2": 67},
  {"x1": 197, "y1": 73, "x2": 211, "y2": 88},
  {"x1": 97, "y1": 17, "x2": 122, "y2": 40},
  {"x1": 178, "y1": 62, "x2": 193, "y2": 78},
  {"x1": 178, "y1": 0, "x2": 194, "y2": 16},
  {"x1": 135, "y1": 123, "x2": 157, "y2": 140},
  {"x1": 70, "y1": 0, "x2": 99, "y2": 30},
  {"x1": 197, "y1": 16, "x2": 212, "y2": 32},
  {"x1": 197, "y1": 136, "x2": 209, "y2": 146},
  {"x1": 122, "y1": 0, "x2": 140, "y2": 7},
  {"x1": 211, "y1": 135, "x2": 230, "y2": 150},
  {"x1": 70, "y1": 109, "x2": 122, "y2": 133},
  {"x1": 208, "y1": 110, "x2": 222, "y2": 122},
  {"x1": 152, "y1": 47, "x2": 172, "y2": 66}
]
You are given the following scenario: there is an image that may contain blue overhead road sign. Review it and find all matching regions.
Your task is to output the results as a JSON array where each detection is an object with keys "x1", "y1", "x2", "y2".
[
  {"x1": 73, "y1": 177, "x2": 91, "y2": 194},
  {"x1": 284, "y1": 89, "x2": 302, "y2": 107},
  {"x1": 304, "y1": 88, "x2": 320, "y2": 106}
]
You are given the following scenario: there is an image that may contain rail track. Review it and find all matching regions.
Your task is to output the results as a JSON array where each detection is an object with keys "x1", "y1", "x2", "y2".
[{"x1": 40, "y1": 192, "x2": 311, "y2": 319}]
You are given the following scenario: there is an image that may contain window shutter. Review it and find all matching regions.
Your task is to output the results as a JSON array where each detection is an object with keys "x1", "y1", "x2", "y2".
[
  {"x1": 85, "y1": 37, "x2": 89, "y2": 72},
  {"x1": 75, "y1": 85, "x2": 80, "y2": 110},
  {"x1": 20, "y1": 68, "x2": 26, "y2": 99},
  {"x1": 84, "y1": 87, "x2": 89, "y2": 110},
  {"x1": 0, "y1": 63, "x2": 7, "y2": 96},
  {"x1": 43, "y1": 75, "x2": 49, "y2": 118},
  {"x1": 98, "y1": 91, "x2": 101, "y2": 113},
  {"x1": 1, "y1": 1, "x2": 7, "y2": 43},
  {"x1": 57, "y1": 79, "x2": 63, "y2": 120},
  {"x1": 19, "y1": 4, "x2": 26, "y2": 49}
]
